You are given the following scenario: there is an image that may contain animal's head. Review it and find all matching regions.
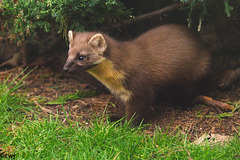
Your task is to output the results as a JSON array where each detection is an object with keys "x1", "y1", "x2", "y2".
[{"x1": 63, "y1": 30, "x2": 107, "y2": 72}]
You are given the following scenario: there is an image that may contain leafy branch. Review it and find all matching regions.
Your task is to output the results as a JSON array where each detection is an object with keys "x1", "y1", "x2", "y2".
[{"x1": 0, "y1": 0, "x2": 132, "y2": 45}]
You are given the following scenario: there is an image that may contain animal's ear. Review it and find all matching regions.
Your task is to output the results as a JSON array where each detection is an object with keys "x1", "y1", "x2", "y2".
[
  {"x1": 68, "y1": 30, "x2": 74, "y2": 48},
  {"x1": 88, "y1": 34, "x2": 107, "y2": 55}
]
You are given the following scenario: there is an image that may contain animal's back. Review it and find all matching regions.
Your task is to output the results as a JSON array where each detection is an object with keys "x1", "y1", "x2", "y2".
[{"x1": 108, "y1": 24, "x2": 210, "y2": 98}]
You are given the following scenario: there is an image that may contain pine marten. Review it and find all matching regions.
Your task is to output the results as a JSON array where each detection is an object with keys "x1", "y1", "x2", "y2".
[{"x1": 63, "y1": 24, "x2": 211, "y2": 125}]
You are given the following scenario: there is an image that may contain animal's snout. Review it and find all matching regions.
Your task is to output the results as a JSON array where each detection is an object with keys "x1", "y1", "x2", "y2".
[
  {"x1": 63, "y1": 66, "x2": 69, "y2": 72},
  {"x1": 63, "y1": 57, "x2": 74, "y2": 72}
]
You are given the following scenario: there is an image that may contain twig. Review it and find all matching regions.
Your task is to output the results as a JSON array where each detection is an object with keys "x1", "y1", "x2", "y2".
[
  {"x1": 185, "y1": 148, "x2": 193, "y2": 160},
  {"x1": 33, "y1": 100, "x2": 56, "y2": 116},
  {"x1": 101, "y1": 3, "x2": 184, "y2": 31},
  {"x1": 187, "y1": 111, "x2": 208, "y2": 135},
  {"x1": 230, "y1": 119, "x2": 239, "y2": 134},
  {"x1": 194, "y1": 95, "x2": 234, "y2": 112},
  {"x1": 113, "y1": 151, "x2": 122, "y2": 160}
]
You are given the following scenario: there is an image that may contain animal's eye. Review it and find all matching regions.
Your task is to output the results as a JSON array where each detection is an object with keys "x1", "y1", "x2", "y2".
[{"x1": 78, "y1": 56, "x2": 85, "y2": 61}]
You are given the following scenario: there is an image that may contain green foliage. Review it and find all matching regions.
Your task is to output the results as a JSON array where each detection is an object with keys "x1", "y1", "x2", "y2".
[
  {"x1": 224, "y1": 0, "x2": 234, "y2": 17},
  {"x1": 179, "y1": 0, "x2": 240, "y2": 29},
  {"x1": 0, "y1": 0, "x2": 132, "y2": 45}
]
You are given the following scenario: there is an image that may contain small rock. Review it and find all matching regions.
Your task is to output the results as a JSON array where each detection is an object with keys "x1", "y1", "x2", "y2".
[{"x1": 193, "y1": 133, "x2": 233, "y2": 145}]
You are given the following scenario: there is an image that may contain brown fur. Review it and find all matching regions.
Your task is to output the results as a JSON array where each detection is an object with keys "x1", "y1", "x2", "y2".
[{"x1": 63, "y1": 24, "x2": 211, "y2": 125}]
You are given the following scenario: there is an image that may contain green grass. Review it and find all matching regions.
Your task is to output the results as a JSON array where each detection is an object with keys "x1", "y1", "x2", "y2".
[
  {"x1": 2, "y1": 116, "x2": 240, "y2": 160},
  {"x1": 0, "y1": 70, "x2": 35, "y2": 158},
  {"x1": 0, "y1": 72, "x2": 239, "y2": 159},
  {"x1": 0, "y1": 70, "x2": 33, "y2": 131}
]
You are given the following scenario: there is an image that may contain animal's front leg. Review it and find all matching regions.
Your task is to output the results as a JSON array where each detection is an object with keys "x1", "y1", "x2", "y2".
[
  {"x1": 110, "y1": 98, "x2": 126, "y2": 122},
  {"x1": 125, "y1": 98, "x2": 148, "y2": 126}
]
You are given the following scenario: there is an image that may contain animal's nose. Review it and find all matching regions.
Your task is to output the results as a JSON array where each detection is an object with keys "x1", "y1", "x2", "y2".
[{"x1": 63, "y1": 67, "x2": 69, "y2": 72}]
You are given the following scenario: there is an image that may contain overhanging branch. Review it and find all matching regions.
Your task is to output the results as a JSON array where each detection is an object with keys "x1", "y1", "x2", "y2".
[{"x1": 102, "y1": 3, "x2": 185, "y2": 31}]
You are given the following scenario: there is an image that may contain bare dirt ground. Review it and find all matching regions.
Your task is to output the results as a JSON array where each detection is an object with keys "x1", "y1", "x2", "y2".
[{"x1": 2, "y1": 60, "x2": 238, "y2": 142}]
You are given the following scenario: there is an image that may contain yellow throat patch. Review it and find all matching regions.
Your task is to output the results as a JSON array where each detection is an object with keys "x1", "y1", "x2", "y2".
[{"x1": 87, "y1": 59, "x2": 132, "y2": 102}]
